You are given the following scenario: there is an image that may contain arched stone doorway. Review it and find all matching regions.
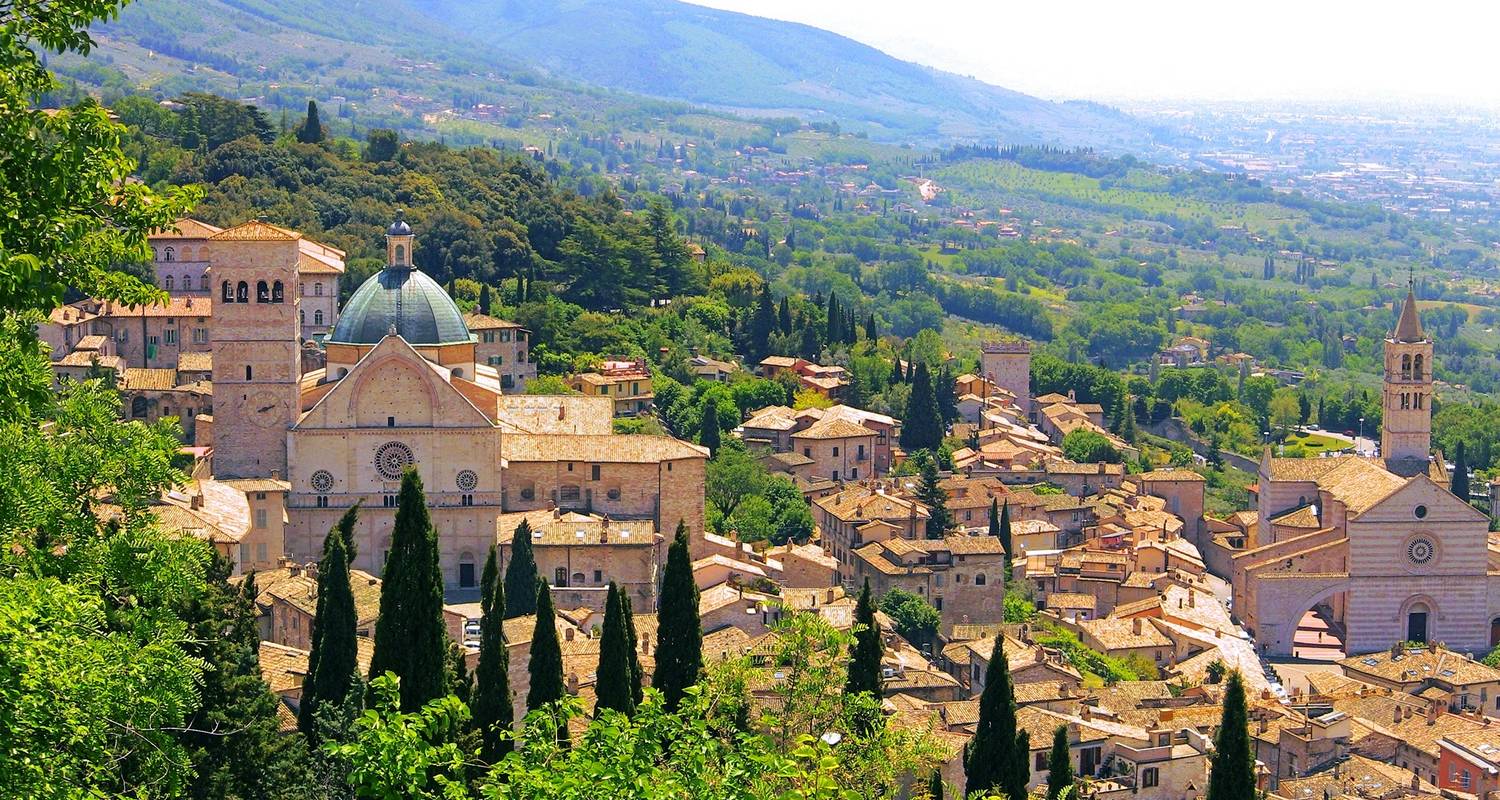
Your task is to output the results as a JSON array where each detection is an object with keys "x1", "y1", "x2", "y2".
[
  {"x1": 1292, "y1": 589, "x2": 1348, "y2": 661},
  {"x1": 1405, "y1": 601, "x2": 1431, "y2": 644}
]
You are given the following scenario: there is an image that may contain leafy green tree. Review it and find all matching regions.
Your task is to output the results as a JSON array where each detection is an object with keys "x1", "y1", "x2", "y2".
[
  {"x1": 296, "y1": 99, "x2": 325, "y2": 143},
  {"x1": 300, "y1": 508, "x2": 361, "y2": 739},
  {"x1": 1062, "y1": 429, "x2": 1122, "y2": 464},
  {"x1": 844, "y1": 579, "x2": 883, "y2": 700},
  {"x1": 966, "y1": 635, "x2": 1028, "y2": 800},
  {"x1": 366, "y1": 128, "x2": 399, "y2": 161},
  {"x1": 504, "y1": 518, "x2": 539, "y2": 618},
  {"x1": 473, "y1": 543, "x2": 513, "y2": 764},
  {"x1": 369, "y1": 469, "x2": 450, "y2": 712},
  {"x1": 527, "y1": 580, "x2": 567, "y2": 720},
  {"x1": 1205, "y1": 671, "x2": 1255, "y2": 800},
  {"x1": 915, "y1": 452, "x2": 951, "y2": 539},
  {"x1": 900, "y1": 362, "x2": 943, "y2": 452},
  {"x1": 596, "y1": 583, "x2": 636, "y2": 716},
  {"x1": 645, "y1": 198, "x2": 694, "y2": 297},
  {"x1": 1046, "y1": 724, "x2": 1075, "y2": 800},
  {"x1": 878, "y1": 588, "x2": 940, "y2": 649},
  {"x1": 699, "y1": 398, "x2": 722, "y2": 456},
  {"x1": 653, "y1": 521, "x2": 703, "y2": 711},
  {"x1": 328, "y1": 674, "x2": 469, "y2": 800},
  {"x1": 1452, "y1": 440, "x2": 1470, "y2": 501}
]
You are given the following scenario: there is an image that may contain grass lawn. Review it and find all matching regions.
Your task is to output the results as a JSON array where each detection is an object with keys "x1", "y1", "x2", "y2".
[{"x1": 1281, "y1": 431, "x2": 1352, "y2": 456}]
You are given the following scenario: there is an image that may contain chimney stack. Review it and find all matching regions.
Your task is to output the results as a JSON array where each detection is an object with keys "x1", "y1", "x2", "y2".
[{"x1": 564, "y1": 627, "x2": 575, "y2": 642}]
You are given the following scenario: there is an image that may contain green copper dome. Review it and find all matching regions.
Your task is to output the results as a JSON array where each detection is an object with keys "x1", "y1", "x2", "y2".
[{"x1": 328, "y1": 266, "x2": 470, "y2": 345}]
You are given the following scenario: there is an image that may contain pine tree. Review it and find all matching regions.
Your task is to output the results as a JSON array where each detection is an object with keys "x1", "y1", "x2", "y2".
[
  {"x1": 621, "y1": 590, "x2": 644, "y2": 707},
  {"x1": 699, "y1": 401, "x2": 722, "y2": 457},
  {"x1": 527, "y1": 579, "x2": 566, "y2": 712},
  {"x1": 778, "y1": 296, "x2": 793, "y2": 334},
  {"x1": 595, "y1": 583, "x2": 636, "y2": 716},
  {"x1": 1046, "y1": 724, "x2": 1075, "y2": 800},
  {"x1": 1205, "y1": 671, "x2": 1255, "y2": 800},
  {"x1": 889, "y1": 357, "x2": 903, "y2": 388},
  {"x1": 865, "y1": 313, "x2": 878, "y2": 342},
  {"x1": 1452, "y1": 440, "x2": 1470, "y2": 502},
  {"x1": 369, "y1": 469, "x2": 449, "y2": 712},
  {"x1": 900, "y1": 362, "x2": 943, "y2": 452},
  {"x1": 299, "y1": 510, "x2": 360, "y2": 739},
  {"x1": 844, "y1": 579, "x2": 883, "y2": 700},
  {"x1": 998, "y1": 500, "x2": 1013, "y2": 578},
  {"x1": 965, "y1": 635, "x2": 1029, "y2": 800},
  {"x1": 479, "y1": 284, "x2": 492, "y2": 315},
  {"x1": 825, "y1": 292, "x2": 841, "y2": 344},
  {"x1": 653, "y1": 521, "x2": 703, "y2": 711},
  {"x1": 916, "y1": 453, "x2": 951, "y2": 539},
  {"x1": 296, "y1": 99, "x2": 325, "y2": 144},
  {"x1": 503, "y1": 518, "x2": 538, "y2": 618},
  {"x1": 473, "y1": 544, "x2": 513, "y2": 764}
]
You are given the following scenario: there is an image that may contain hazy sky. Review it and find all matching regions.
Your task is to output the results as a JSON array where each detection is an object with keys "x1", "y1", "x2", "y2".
[{"x1": 689, "y1": 0, "x2": 1500, "y2": 106}]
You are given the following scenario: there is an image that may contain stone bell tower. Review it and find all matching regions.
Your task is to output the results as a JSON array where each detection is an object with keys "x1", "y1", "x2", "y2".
[{"x1": 1381, "y1": 285, "x2": 1432, "y2": 472}]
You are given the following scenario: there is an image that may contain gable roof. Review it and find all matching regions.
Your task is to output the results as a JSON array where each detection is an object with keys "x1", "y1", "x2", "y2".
[
  {"x1": 298, "y1": 334, "x2": 495, "y2": 429},
  {"x1": 210, "y1": 220, "x2": 301, "y2": 241}
]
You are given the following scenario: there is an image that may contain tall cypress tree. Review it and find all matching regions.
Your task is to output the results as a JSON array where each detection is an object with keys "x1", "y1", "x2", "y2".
[
  {"x1": 299, "y1": 511, "x2": 359, "y2": 738},
  {"x1": 917, "y1": 452, "x2": 951, "y2": 539},
  {"x1": 825, "y1": 292, "x2": 841, "y2": 344},
  {"x1": 844, "y1": 579, "x2": 883, "y2": 699},
  {"x1": 369, "y1": 469, "x2": 449, "y2": 712},
  {"x1": 747, "y1": 285, "x2": 777, "y2": 362},
  {"x1": 935, "y1": 364, "x2": 958, "y2": 424},
  {"x1": 595, "y1": 583, "x2": 636, "y2": 716},
  {"x1": 1452, "y1": 440, "x2": 1470, "y2": 501},
  {"x1": 296, "y1": 99, "x2": 324, "y2": 144},
  {"x1": 699, "y1": 401, "x2": 722, "y2": 457},
  {"x1": 866, "y1": 313, "x2": 879, "y2": 342},
  {"x1": 526, "y1": 580, "x2": 566, "y2": 713},
  {"x1": 997, "y1": 500, "x2": 1013, "y2": 579},
  {"x1": 1046, "y1": 724, "x2": 1075, "y2": 800},
  {"x1": 653, "y1": 521, "x2": 703, "y2": 711},
  {"x1": 927, "y1": 770, "x2": 944, "y2": 800},
  {"x1": 621, "y1": 590, "x2": 644, "y2": 707},
  {"x1": 479, "y1": 284, "x2": 492, "y2": 315},
  {"x1": 778, "y1": 296, "x2": 793, "y2": 334},
  {"x1": 473, "y1": 544, "x2": 513, "y2": 764},
  {"x1": 901, "y1": 362, "x2": 943, "y2": 452},
  {"x1": 966, "y1": 635, "x2": 1028, "y2": 800},
  {"x1": 503, "y1": 519, "x2": 538, "y2": 619},
  {"x1": 1205, "y1": 671, "x2": 1255, "y2": 800}
]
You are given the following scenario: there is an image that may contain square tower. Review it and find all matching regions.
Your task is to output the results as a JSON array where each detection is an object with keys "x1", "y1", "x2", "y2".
[
  {"x1": 1381, "y1": 288, "x2": 1432, "y2": 470},
  {"x1": 980, "y1": 340, "x2": 1032, "y2": 416},
  {"x1": 209, "y1": 221, "x2": 303, "y2": 479}
]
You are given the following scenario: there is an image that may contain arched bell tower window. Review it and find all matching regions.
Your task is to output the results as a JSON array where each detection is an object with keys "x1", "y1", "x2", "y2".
[
  {"x1": 256, "y1": 281, "x2": 269, "y2": 303},
  {"x1": 271, "y1": 281, "x2": 284, "y2": 303},
  {"x1": 394, "y1": 244, "x2": 406, "y2": 265},
  {"x1": 222, "y1": 281, "x2": 234, "y2": 303},
  {"x1": 1401, "y1": 353, "x2": 1412, "y2": 380},
  {"x1": 236, "y1": 282, "x2": 249, "y2": 303},
  {"x1": 1413, "y1": 354, "x2": 1424, "y2": 381},
  {"x1": 164, "y1": 246, "x2": 175, "y2": 262},
  {"x1": 200, "y1": 274, "x2": 209, "y2": 291}
]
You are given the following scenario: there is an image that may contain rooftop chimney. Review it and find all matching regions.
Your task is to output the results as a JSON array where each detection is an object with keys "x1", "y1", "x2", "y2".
[{"x1": 564, "y1": 627, "x2": 575, "y2": 642}]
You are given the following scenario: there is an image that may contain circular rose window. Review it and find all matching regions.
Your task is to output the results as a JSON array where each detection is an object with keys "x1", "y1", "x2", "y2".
[
  {"x1": 374, "y1": 441, "x2": 415, "y2": 481},
  {"x1": 310, "y1": 469, "x2": 334, "y2": 493},
  {"x1": 456, "y1": 469, "x2": 478, "y2": 492},
  {"x1": 1406, "y1": 536, "x2": 1435, "y2": 566}
]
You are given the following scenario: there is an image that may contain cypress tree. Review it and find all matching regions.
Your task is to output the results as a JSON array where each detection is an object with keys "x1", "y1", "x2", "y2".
[
  {"x1": 473, "y1": 544, "x2": 513, "y2": 764},
  {"x1": 296, "y1": 99, "x2": 324, "y2": 144},
  {"x1": 299, "y1": 511, "x2": 359, "y2": 738},
  {"x1": 889, "y1": 358, "x2": 903, "y2": 388},
  {"x1": 369, "y1": 469, "x2": 449, "y2": 712},
  {"x1": 526, "y1": 579, "x2": 566, "y2": 713},
  {"x1": 798, "y1": 322, "x2": 821, "y2": 361},
  {"x1": 1205, "y1": 671, "x2": 1255, "y2": 800},
  {"x1": 844, "y1": 578, "x2": 883, "y2": 699},
  {"x1": 936, "y1": 364, "x2": 958, "y2": 424},
  {"x1": 927, "y1": 770, "x2": 944, "y2": 800},
  {"x1": 825, "y1": 292, "x2": 841, "y2": 344},
  {"x1": 595, "y1": 583, "x2": 636, "y2": 715},
  {"x1": 900, "y1": 362, "x2": 943, "y2": 452},
  {"x1": 965, "y1": 635, "x2": 1028, "y2": 800},
  {"x1": 916, "y1": 453, "x2": 951, "y2": 539},
  {"x1": 699, "y1": 401, "x2": 722, "y2": 457},
  {"x1": 621, "y1": 590, "x2": 643, "y2": 707},
  {"x1": 865, "y1": 313, "x2": 878, "y2": 342},
  {"x1": 653, "y1": 520, "x2": 703, "y2": 711},
  {"x1": 748, "y1": 285, "x2": 777, "y2": 361},
  {"x1": 503, "y1": 519, "x2": 538, "y2": 618},
  {"x1": 1046, "y1": 724, "x2": 1075, "y2": 800},
  {"x1": 1452, "y1": 440, "x2": 1470, "y2": 501},
  {"x1": 479, "y1": 284, "x2": 492, "y2": 315},
  {"x1": 778, "y1": 296, "x2": 793, "y2": 334},
  {"x1": 998, "y1": 501, "x2": 1013, "y2": 578}
]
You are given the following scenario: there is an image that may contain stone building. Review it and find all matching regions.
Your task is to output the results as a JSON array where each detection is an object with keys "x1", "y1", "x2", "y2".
[
  {"x1": 464, "y1": 312, "x2": 536, "y2": 391},
  {"x1": 571, "y1": 358, "x2": 654, "y2": 416},
  {"x1": 980, "y1": 340, "x2": 1032, "y2": 416},
  {"x1": 850, "y1": 534, "x2": 1007, "y2": 623},
  {"x1": 495, "y1": 509, "x2": 661, "y2": 612}
]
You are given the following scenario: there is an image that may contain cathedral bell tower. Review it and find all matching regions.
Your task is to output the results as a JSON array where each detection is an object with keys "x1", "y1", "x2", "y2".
[
  {"x1": 386, "y1": 210, "x2": 414, "y2": 267},
  {"x1": 1381, "y1": 285, "x2": 1432, "y2": 469}
]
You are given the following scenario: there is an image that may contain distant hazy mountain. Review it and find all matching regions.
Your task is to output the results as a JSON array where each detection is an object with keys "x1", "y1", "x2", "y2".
[{"x1": 97, "y1": 0, "x2": 1151, "y2": 147}]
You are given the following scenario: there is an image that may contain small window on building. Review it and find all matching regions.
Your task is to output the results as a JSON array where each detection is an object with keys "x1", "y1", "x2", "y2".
[
  {"x1": 246, "y1": 365, "x2": 253, "y2": 380},
  {"x1": 976, "y1": 573, "x2": 987, "y2": 586},
  {"x1": 387, "y1": 416, "x2": 395, "y2": 428},
  {"x1": 314, "y1": 309, "x2": 324, "y2": 326},
  {"x1": 256, "y1": 542, "x2": 267, "y2": 562},
  {"x1": 1034, "y1": 752, "x2": 1047, "y2": 772},
  {"x1": 199, "y1": 275, "x2": 209, "y2": 291},
  {"x1": 832, "y1": 446, "x2": 840, "y2": 457},
  {"x1": 593, "y1": 570, "x2": 602, "y2": 583},
  {"x1": 254, "y1": 509, "x2": 268, "y2": 529},
  {"x1": 591, "y1": 465, "x2": 601, "y2": 481},
  {"x1": 934, "y1": 597, "x2": 943, "y2": 610},
  {"x1": 165, "y1": 275, "x2": 175, "y2": 290},
  {"x1": 461, "y1": 494, "x2": 473, "y2": 506},
  {"x1": 256, "y1": 280, "x2": 269, "y2": 303},
  {"x1": 236, "y1": 281, "x2": 249, "y2": 303},
  {"x1": 314, "y1": 282, "x2": 324, "y2": 296},
  {"x1": 1142, "y1": 768, "x2": 1159, "y2": 788}
]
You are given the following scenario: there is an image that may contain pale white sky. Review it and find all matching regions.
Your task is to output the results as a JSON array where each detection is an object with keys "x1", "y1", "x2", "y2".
[{"x1": 689, "y1": 0, "x2": 1500, "y2": 106}]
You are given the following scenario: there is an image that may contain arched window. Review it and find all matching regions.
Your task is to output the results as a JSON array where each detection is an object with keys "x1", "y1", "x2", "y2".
[
  {"x1": 164, "y1": 246, "x2": 175, "y2": 262},
  {"x1": 1401, "y1": 353, "x2": 1412, "y2": 380},
  {"x1": 245, "y1": 365, "x2": 253, "y2": 380},
  {"x1": 572, "y1": 572, "x2": 586, "y2": 586},
  {"x1": 1415, "y1": 393, "x2": 1424, "y2": 410},
  {"x1": 271, "y1": 281, "x2": 284, "y2": 303},
  {"x1": 1414, "y1": 354, "x2": 1424, "y2": 381},
  {"x1": 236, "y1": 282, "x2": 249, "y2": 303},
  {"x1": 314, "y1": 309, "x2": 324, "y2": 326},
  {"x1": 314, "y1": 282, "x2": 324, "y2": 296},
  {"x1": 180, "y1": 247, "x2": 193, "y2": 261},
  {"x1": 1401, "y1": 393, "x2": 1410, "y2": 410},
  {"x1": 299, "y1": 309, "x2": 305, "y2": 324},
  {"x1": 394, "y1": 245, "x2": 405, "y2": 265},
  {"x1": 199, "y1": 275, "x2": 209, "y2": 292},
  {"x1": 975, "y1": 573, "x2": 987, "y2": 586},
  {"x1": 164, "y1": 275, "x2": 175, "y2": 291},
  {"x1": 182, "y1": 274, "x2": 191, "y2": 291},
  {"x1": 256, "y1": 281, "x2": 269, "y2": 303},
  {"x1": 222, "y1": 281, "x2": 234, "y2": 303}
]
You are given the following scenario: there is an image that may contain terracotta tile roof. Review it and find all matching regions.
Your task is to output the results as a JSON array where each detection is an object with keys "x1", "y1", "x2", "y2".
[
  {"x1": 462, "y1": 313, "x2": 524, "y2": 331},
  {"x1": 55, "y1": 351, "x2": 124, "y2": 370},
  {"x1": 758, "y1": 356, "x2": 801, "y2": 368},
  {"x1": 1278, "y1": 754, "x2": 1435, "y2": 798},
  {"x1": 1139, "y1": 469, "x2": 1206, "y2": 482},
  {"x1": 97, "y1": 295, "x2": 211, "y2": 318},
  {"x1": 502, "y1": 433, "x2": 706, "y2": 463},
  {"x1": 1079, "y1": 617, "x2": 1172, "y2": 650},
  {"x1": 496, "y1": 510, "x2": 657, "y2": 546},
  {"x1": 176, "y1": 351, "x2": 212, "y2": 372},
  {"x1": 1046, "y1": 592, "x2": 1096, "y2": 610},
  {"x1": 1046, "y1": 461, "x2": 1124, "y2": 476},
  {"x1": 119, "y1": 368, "x2": 181, "y2": 391},
  {"x1": 791, "y1": 416, "x2": 875, "y2": 440},
  {"x1": 764, "y1": 451, "x2": 815, "y2": 468},
  {"x1": 258, "y1": 641, "x2": 308, "y2": 695},
  {"x1": 1340, "y1": 645, "x2": 1500, "y2": 688},
  {"x1": 209, "y1": 220, "x2": 301, "y2": 241},
  {"x1": 1266, "y1": 455, "x2": 1358, "y2": 482},
  {"x1": 151, "y1": 218, "x2": 224, "y2": 239},
  {"x1": 815, "y1": 486, "x2": 929, "y2": 523},
  {"x1": 743, "y1": 405, "x2": 799, "y2": 431},
  {"x1": 1270, "y1": 504, "x2": 1321, "y2": 528}
]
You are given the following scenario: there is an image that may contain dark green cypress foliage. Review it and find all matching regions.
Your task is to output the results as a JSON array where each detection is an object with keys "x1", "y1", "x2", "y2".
[
  {"x1": 300, "y1": 505, "x2": 357, "y2": 733},
  {"x1": 526, "y1": 580, "x2": 566, "y2": 713},
  {"x1": 778, "y1": 296, "x2": 793, "y2": 334},
  {"x1": 936, "y1": 364, "x2": 958, "y2": 424},
  {"x1": 998, "y1": 500, "x2": 1013, "y2": 578},
  {"x1": 1046, "y1": 724, "x2": 1075, "y2": 800},
  {"x1": 479, "y1": 284, "x2": 492, "y2": 315},
  {"x1": 916, "y1": 453, "x2": 951, "y2": 539},
  {"x1": 595, "y1": 583, "x2": 636, "y2": 715},
  {"x1": 1206, "y1": 671, "x2": 1255, "y2": 800},
  {"x1": 473, "y1": 544, "x2": 513, "y2": 764},
  {"x1": 825, "y1": 292, "x2": 841, "y2": 344},
  {"x1": 747, "y1": 285, "x2": 777, "y2": 361},
  {"x1": 1452, "y1": 440, "x2": 1470, "y2": 501},
  {"x1": 296, "y1": 99, "x2": 324, "y2": 143},
  {"x1": 299, "y1": 514, "x2": 359, "y2": 739},
  {"x1": 844, "y1": 579, "x2": 883, "y2": 699},
  {"x1": 900, "y1": 362, "x2": 943, "y2": 452},
  {"x1": 652, "y1": 520, "x2": 703, "y2": 711},
  {"x1": 965, "y1": 635, "x2": 1028, "y2": 800},
  {"x1": 503, "y1": 519, "x2": 538, "y2": 619},
  {"x1": 799, "y1": 322, "x2": 821, "y2": 361},
  {"x1": 927, "y1": 770, "x2": 944, "y2": 800},
  {"x1": 889, "y1": 358, "x2": 903, "y2": 388},
  {"x1": 621, "y1": 590, "x2": 643, "y2": 707},
  {"x1": 369, "y1": 469, "x2": 449, "y2": 712},
  {"x1": 699, "y1": 401, "x2": 722, "y2": 457},
  {"x1": 866, "y1": 314, "x2": 878, "y2": 342}
]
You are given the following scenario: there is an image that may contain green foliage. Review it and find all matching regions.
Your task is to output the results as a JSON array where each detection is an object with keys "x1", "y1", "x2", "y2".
[
  {"x1": 1034, "y1": 623, "x2": 1152, "y2": 683},
  {"x1": 527, "y1": 580, "x2": 567, "y2": 719},
  {"x1": 698, "y1": 396, "x2": 722, "y2": 456},
  {"x1": 1003, "y1": 586, "x2": 1037, "y2": 624},
  {"x1": 370, "y1": 469, "x2": 450, "y2": 712},
  {"x1": 844, "y1": 580, "x2": 883, "y2": 702},
  {"x1": 966, "y1": 635, "x2": 1029, "y2": 800},
  {"x1": 879, "y1": 588, "x2": 941, "y2": 649},
  {"x1": 1046, "y1": 724, "x2": 1075, "y2": 800},
  {"x1": 1452, "y1": 440, "x2": 1471, "y2": 500},
  {"x1": 653, "y1": 521, "x2": 703, "y2": 711},
  {"x1": 914, "y1": 450, "x2": 951, "y2": 539},
  {"x1": 503, "y1": 519, "x2": 539, "y2": 619},
  {"x1": 328, "y1": 674, "x2": 470, "y2": 800},
  {"x1": 1206, "y1": 672, "x2": 1255, "y2": 800},
  {"x1": 900, "y1": 362, "x2": 943, "y2": 452},
  {"x1": 596, "y1": 583, "x2": 636, "y2": 716},
  {"x1": 295, "y1": 99, "x2": 324, "y2": 143},
  {"x1": 473, "y1": 543, "x2": 513, "y2": 764},
  {"x1": 300, "y1": 509, "x2": 361, "y2": 739},
  {"x1": 1062, "y1": 428, "x2": 1123, "y2": 464}
]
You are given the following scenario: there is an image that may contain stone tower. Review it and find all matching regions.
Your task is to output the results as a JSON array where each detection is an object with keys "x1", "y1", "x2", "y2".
[
  {"x1": 209, "y1": 221, "x2": 303, "y2": 479},
  {"x1": 1381, "y1": 286, "x2": 1431, "y2": 470},
  {"x1": 386, "y1": 210, "x2": 413, "y2": 267},
  {"x1": 980, "y1": 340, "x2": 1032, "y2": 416}
]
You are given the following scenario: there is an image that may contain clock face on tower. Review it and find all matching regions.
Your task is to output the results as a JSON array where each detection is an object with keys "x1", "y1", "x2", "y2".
[{"x1": 243, "y1": 390, "x2": 287, "y2": 428}]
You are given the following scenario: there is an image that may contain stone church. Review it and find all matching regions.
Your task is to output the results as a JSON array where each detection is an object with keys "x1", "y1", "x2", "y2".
[
  {"x1": 1233, "y1": 289, "x2": 1497, "y2": 656},
  {"x1": 208, "y1": 216, "x2": 706, "y2": 606}
]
